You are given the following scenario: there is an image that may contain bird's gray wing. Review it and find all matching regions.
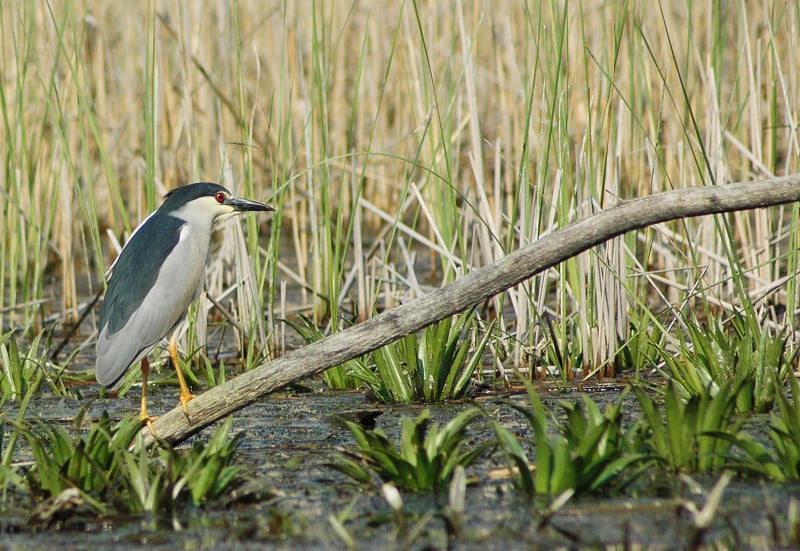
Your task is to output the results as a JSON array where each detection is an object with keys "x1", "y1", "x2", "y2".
[{"x1": 96, "y1": 213, "x2": 188, "y2": 388}]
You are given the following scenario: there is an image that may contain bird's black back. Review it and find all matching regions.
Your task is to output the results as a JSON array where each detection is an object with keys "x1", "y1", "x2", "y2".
[{"x1": 99, "y1": 211, "x2": 185, "y2": 336}]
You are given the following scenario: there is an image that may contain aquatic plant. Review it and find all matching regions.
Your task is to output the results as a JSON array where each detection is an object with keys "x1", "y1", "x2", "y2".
[
  {"x1": 290, "y1": 310, "x2": 492, "y2": 402},
  {"x1": 0, "y1": 330, "x2": 49, "y2": 403},
  {"x1": 728, "y1": 375, "x2": 800, "y2": 482},
  {"x1": 331, "y1": 408, "x2": 489, "y2": 492},
  {"x1": 369, "y1": 311, "x2": 493, "y2": 403},
  {"x1": 491, "y1": 381, "x2": 649, "y2": 496},
  {"x1": 7, "y1": 413, "x2": 244, "y2": 516},
  {"x1": 631, "y1": 381, "x2": 741, "y2": 473},
  {"x1": 659, "y1": 309, "x2": 795, "y2": 413}
]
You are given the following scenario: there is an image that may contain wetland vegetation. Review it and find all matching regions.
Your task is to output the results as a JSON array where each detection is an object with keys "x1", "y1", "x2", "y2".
[{"x1": 3, "y1": 1, "x2": 800, "y2": 548}]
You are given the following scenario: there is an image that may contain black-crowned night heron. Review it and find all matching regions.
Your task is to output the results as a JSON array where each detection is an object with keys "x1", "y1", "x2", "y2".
[{"x1": 95, "y1": 182, "x2": 274, "y2": 425}]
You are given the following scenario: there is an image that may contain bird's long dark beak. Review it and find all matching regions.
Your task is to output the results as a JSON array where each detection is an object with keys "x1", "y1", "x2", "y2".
[{"x1": 228, "y1": 197, "x2": 275, "y2": 212}]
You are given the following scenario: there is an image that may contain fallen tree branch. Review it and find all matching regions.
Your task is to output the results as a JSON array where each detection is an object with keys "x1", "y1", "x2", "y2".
[{"x1": 141, "y1": 175, "x2": 800, "y2": 446}]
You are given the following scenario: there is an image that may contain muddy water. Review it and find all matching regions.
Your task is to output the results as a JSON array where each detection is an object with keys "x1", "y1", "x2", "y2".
[{"x1": 2, "y1": 381, "x2": 798, "y2": 550}]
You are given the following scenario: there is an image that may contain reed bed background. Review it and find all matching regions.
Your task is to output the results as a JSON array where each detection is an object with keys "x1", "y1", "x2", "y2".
[{"x1": 1, "y1": 0, "x2": 799, "y2": 380}]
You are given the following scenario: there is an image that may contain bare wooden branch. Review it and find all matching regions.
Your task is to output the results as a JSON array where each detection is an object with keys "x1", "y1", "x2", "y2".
[{"x1": 140, "y1": 175, "x2": 800, "y2": 446}]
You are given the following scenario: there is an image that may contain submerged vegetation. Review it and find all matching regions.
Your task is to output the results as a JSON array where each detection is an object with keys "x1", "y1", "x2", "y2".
[{"x1": 2, "y1": 0, "x2": 800, "y2": 547}]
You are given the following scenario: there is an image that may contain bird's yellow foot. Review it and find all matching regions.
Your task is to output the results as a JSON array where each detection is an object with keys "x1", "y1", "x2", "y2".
[
  {"x1": 178, "y1": 391, "x2": 195, "y2": 417},
  {"x1": 139, "y1": 412, "x2": 159, "y2": 437}
]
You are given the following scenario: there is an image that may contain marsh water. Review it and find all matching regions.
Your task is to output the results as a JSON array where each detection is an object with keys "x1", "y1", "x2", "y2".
[
  {"x1": 2, "y1": 376, "x2": 797, "y2": 550},
  {"x1": 0, "y1": 237, "x2": 797, "y2": 549}
]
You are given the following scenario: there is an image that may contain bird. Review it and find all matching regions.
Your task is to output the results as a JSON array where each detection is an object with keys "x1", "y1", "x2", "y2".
[{"x1": 95, "y1": 182, "x2": 274, "y2": 427}]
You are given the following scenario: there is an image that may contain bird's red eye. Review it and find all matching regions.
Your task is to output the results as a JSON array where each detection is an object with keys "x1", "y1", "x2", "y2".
[{"x1": 215, "y1": 191, "x2": 226, "y2": 204}]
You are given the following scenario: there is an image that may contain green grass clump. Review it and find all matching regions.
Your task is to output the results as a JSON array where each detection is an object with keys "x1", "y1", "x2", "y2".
[
  {"x1": 631, "y1": 381, "x2": 742, "y2": 474},
  {"x1": 369, "y1": 311, "x2": 492, "y2": 403},
  {"x1": 768, "y1": 376, "x2": 800, "y2": 480},
  {"x1": 6, "y1": 413, "x2": 244, "y2": 516},
  {"x1": 290, "y1": 310, "x2": 491, "y2": 402},
  {"x1": 661, "y1": 310, "x2": 796, "y2": 413},
  {"x1": 331, "y1": 408, "x2": 489, "y2": 492},
  {"x1": 0, "y1": 330, "x2": 49, "y2": 403},
  {"x1": 492, "y1": 381, "x2": 650, "y2": 496},
  {"x1": 728, "y1": 376, "x2": 800, "y2": 482}
]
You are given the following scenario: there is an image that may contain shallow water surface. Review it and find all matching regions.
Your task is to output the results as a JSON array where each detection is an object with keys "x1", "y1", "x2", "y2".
[{"x1": 2, "y1": 382, "x2": 798, "y2": 549}]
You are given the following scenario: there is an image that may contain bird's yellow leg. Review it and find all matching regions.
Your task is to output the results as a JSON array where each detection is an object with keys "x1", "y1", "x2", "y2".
[
  {"x1": 140, "y1": 358, "x2": 157, "y2": 436},
  {"x1": 169, "y1": 336, "x2": 195, "y2": 416}
]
